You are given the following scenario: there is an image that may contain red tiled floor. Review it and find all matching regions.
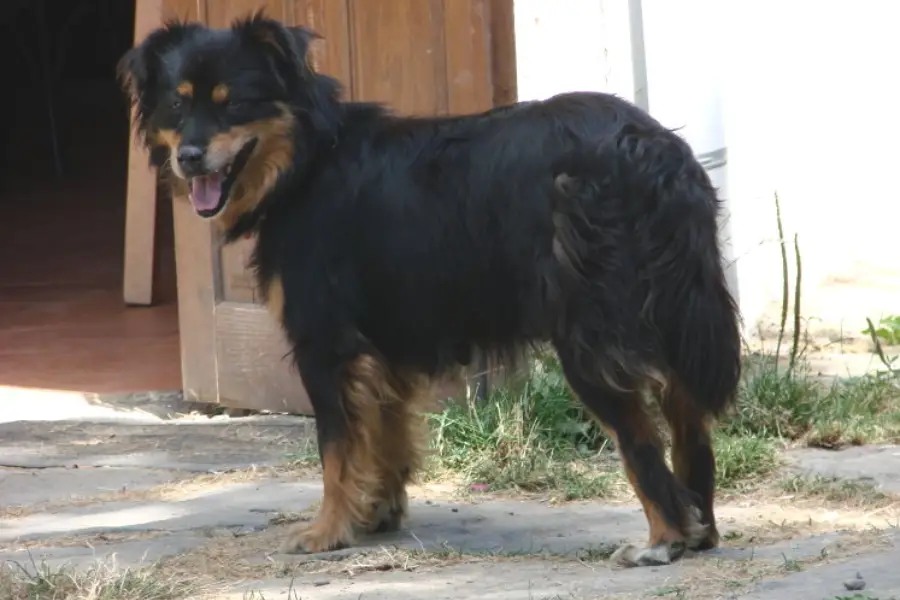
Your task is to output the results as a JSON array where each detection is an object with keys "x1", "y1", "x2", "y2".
[{"x1": 0, "y1": 79, "x2": 181, "y2": 394}]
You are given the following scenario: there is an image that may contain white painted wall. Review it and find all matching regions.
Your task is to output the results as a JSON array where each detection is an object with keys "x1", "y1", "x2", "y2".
[
  {"x1": 513, "y1": 0, "x2": 900, "y2": 347},
  {"x1": 514, "y1": 0, "x2": 635, "y2": 102},
  {"x1": 723, "y1": 0, "x2": 900, "y2": 346}
]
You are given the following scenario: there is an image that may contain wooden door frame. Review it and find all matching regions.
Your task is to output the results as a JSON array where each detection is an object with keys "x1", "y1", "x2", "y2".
[
  {"x1": 122, "y1": 0, "x2": 163, "y2": 306},
  {"x1": 122, "y1": 0, "x2": 219, "y2": 403}
]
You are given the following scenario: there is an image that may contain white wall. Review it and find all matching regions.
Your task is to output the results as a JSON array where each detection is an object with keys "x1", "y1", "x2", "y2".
[
  {"x1": 514, "y1": 0, "x2": 635, "y2": 102},
  {"x1": 514, "y1": 0, "x2": 900, "y2": 347},
  {"x1": 723, "y1": 0, "x2": 900, "y2": 345}
]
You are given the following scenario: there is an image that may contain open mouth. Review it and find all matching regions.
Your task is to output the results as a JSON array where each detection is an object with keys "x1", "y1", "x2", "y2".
[{"x1": 188, "y1": 139, "x2": 258, "y2": 218}]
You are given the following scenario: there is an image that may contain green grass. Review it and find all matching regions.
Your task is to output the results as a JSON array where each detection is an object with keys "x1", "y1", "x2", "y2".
[
  {"x1": 427, "y1": 352, "x2": 618, "y2": 499},
  {"x1": 726, "y1": 352, "x2": 900, "y2": 448},
  {"x1": 425, "y1": 345, "x2": 900, "y2": 498}
]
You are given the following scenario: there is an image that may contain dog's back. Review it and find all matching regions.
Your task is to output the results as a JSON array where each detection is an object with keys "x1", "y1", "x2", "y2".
[{"x1": 265, "y1": 91, "x2": 737, "y2": 390}]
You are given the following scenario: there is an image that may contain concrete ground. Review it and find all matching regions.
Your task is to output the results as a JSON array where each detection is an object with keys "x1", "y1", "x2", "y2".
[{"x1": 1, "y1": 389, "x2": 898, "y2": 599}]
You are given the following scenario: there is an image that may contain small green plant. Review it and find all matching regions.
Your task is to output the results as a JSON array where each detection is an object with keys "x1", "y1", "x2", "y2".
[
  {"x1": 862, "y1": 314, "x2": 900, "y2": 346},
  {"x1": 863, "y1": 315, "x2": 900, "y2": 372}
]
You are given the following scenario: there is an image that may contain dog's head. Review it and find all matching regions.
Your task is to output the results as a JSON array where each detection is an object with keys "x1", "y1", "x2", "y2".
[{"x1": 119, "y1": 12, "x2": 341, "y2": 228}]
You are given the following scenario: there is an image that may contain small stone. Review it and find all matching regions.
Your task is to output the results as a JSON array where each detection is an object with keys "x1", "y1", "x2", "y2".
[
  {"x1": 313, "y1": 580, "x2": 330, "y2": 587},
  {"x1": 425, "y1": 500, "x2": 433, "y2": 505},
  {"x1": 451, "y1": 507, "x2": 459, "y2": 513},
  {"x1": 843, "y1": 572, "x2": 866, "y2": 591}
]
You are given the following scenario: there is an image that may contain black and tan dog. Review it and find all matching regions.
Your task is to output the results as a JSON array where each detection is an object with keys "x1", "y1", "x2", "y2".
[{"x1": 118, "y1": 12, "x2": 743, "y2": 567}]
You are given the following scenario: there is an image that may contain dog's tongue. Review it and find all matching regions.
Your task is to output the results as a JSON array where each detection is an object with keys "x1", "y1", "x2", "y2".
[{"x1": 190, "y1": 174, "x2": 223, "y2": 211}]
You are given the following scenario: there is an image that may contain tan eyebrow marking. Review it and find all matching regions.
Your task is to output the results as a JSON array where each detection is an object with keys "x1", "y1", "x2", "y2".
[
  {"x1": 212, "y1": 83, "x2": 229, "y2": 104},
  {"x1": 176, "y1": 81, "x2": 194, "y2": 97}
]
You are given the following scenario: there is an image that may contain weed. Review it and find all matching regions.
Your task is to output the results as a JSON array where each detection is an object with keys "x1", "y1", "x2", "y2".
[{"x1": 863, "y1": 315, "x2": 900, "y2": 346}]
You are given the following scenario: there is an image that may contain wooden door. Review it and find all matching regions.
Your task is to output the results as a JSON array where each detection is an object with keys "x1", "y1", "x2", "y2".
[{"x1": 149, "y1": 0, "x2": 515, "y2": 413}]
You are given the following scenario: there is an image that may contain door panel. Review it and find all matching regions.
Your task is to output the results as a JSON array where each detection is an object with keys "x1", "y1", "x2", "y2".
[
  {"x1": 153, "y1": 0, "x2": 515, "y2": 412},
  {"x1": 205, "y1": 0, "x2": 290, "y2": 26},
  {"x1": 293, "y1": 0, "x2": 353, "y2": 90},
  {"x1": 348, "y1": 0, "x2": 448, "y2": 115}
]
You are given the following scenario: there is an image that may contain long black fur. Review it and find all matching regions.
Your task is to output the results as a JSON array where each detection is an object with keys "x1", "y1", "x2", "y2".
[{"x1": 120, "y1": 13, "x2": 743, "y2": 556}]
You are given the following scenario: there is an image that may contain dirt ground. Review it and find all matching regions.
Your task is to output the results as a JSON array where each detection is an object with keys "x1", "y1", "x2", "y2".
[{"x1": 1, "y1": 389, "x2": 898, "y2": 599}]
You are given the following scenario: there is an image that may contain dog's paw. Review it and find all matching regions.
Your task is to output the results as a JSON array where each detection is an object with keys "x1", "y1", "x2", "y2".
[
  {"x1": 684, "y1": 505, "x2": 718, "y2": 551},
  {"x1": 612, "y1": 541, "x2": 687, "y2": 567},
  {"x1": 279, "y1": 521, "x2": 352, "y2": 555},
  {"x1": 366, "y1": 488, "x2": 409, "y2": 534}
]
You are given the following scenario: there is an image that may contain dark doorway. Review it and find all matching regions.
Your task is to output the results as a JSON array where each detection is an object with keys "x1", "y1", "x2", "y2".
[{"x1": 0, "y1": 1, "x2": 181, "y2": 394}]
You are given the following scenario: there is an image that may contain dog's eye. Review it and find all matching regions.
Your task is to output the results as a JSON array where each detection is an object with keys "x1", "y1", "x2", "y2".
[{"x1": 171, "y1": 98, "x2": 183, "y2": 110}]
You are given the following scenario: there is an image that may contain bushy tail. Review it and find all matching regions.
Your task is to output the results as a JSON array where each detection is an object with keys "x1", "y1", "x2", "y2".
[{"x1": 552, "y1": 125, "x2": 742, "y2": 415}]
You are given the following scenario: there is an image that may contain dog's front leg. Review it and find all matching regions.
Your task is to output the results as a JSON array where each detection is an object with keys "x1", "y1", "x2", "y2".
[{"x1": 280, "y1": 352, "x2": 383, "y2": 554}]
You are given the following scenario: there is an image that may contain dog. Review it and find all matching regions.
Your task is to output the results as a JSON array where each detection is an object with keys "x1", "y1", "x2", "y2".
[{"x1": 119, "y1": 12, "x2": 743, "y2": 567}]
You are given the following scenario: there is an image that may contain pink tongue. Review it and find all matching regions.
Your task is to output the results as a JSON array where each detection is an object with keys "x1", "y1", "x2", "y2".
[{"x1": 190, "y1": 174, "x2": 223, "y2": 211}]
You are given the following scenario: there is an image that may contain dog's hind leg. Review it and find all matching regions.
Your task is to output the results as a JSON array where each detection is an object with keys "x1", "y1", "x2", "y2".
[
  {"x1": 280, "y1": 354, "x2": 384, "y2": 554},
  {"x1": 552, "y1": 342, "x2": 707, "y2": 568},
  {"x1": 659, "y1": 378, "x2": 720, "y2": 551}
]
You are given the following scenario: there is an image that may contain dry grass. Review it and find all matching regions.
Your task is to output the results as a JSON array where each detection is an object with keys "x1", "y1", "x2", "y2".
[
  {"x1": 0, "y1": 556, "x2": 208, "y2": 600},
  {"x1": 777, "y1": 475, "x2": 897, "y2": 509}
]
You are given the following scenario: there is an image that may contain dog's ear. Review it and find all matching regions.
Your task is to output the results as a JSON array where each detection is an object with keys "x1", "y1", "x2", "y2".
[
  {"x1": 235, "y1": 13, "x2": 342, "y2": 139},
  {"x1": 234, "y1": 13, "x2": 319, "y2": 79},
  {"x1": 118, "y1": 21, "x2": 200, "y2": 129}
]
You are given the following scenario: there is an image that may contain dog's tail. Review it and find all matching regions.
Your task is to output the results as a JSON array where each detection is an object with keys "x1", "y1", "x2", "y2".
[{"x1": 552, "y1": 126, "x2": 742, "y2": 417}]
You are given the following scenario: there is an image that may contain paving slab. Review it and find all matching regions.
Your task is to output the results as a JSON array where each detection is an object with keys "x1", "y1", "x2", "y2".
[
  {"x1": 0, "y1": 415, "x2": 314, "y2": 472},
  {"x1": 0, "y1": 533, "x2": 213, "y2": 573},
  {"x1": 225, "y1": 533, "x2": 899, "y2": 600},
  {"x1": 0, "y1": 466, "x2": 183, "y2": 508},
  {"x1": 742, "y1": 536, "x2": 900, "y2": 599},
  {"x1": 786, "y1": 445, "x2": 900, "y2": 493}
]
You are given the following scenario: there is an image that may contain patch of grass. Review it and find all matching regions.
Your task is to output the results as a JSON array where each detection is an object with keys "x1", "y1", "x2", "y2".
[
  {"x1": 0, "y1": 558, "x2": 198, "y2": 600},
  {"x1": 425, "y1": 338, "x2": 900, "y2": 496},
  {"x1": 285, "y1": 437, "x2": 320, "y2": 468},
  {"x1": 724, "y1": 353, "x2": 900, "y2": 448},
  {"x1": 427, "y1": 352, "x2": 618, "y2": 499},
  {"x1": 426, "y1": 346, "x2": 899, "y2": 496},
  {"x1": 713, "y1": 431, "x2": 781, "y2": 490}
]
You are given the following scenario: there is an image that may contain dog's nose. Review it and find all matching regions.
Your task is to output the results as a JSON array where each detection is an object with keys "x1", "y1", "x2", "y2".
[{"x1": 177, "y1": 145, "x2": 205, "y2": 175}]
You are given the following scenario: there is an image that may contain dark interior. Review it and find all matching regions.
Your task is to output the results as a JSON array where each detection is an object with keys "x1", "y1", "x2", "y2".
[{"x1": 0, "y1": 0, "x2": 181, "y2": 393}]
